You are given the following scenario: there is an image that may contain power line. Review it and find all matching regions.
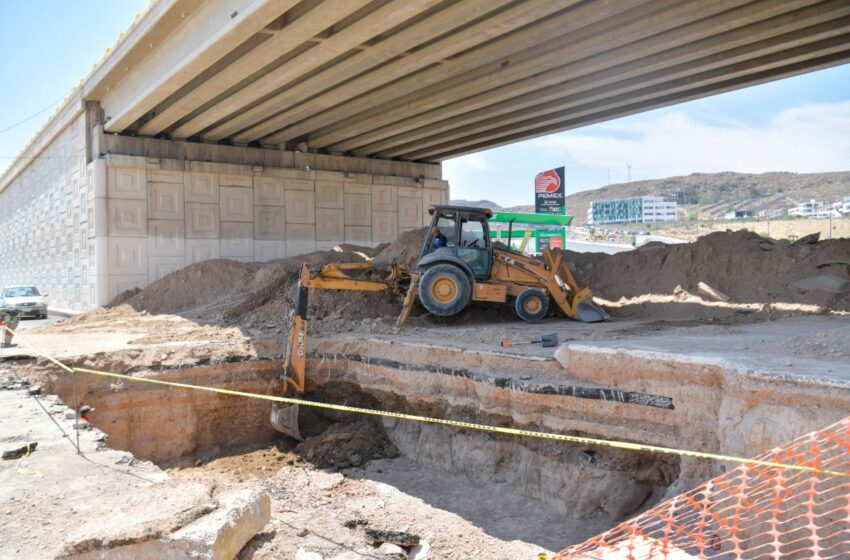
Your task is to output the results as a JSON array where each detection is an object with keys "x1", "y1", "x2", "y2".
[{"x1": 0, "y1": 96, "x2": 67, "y2": 134}]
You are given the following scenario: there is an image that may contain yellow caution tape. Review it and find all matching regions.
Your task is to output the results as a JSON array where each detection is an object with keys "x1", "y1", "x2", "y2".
[{"x1": 7, "y1": 326, "x2": 850, "y2": 478}]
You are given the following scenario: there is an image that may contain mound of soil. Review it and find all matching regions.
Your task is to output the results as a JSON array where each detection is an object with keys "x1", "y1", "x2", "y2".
[
  {"x1": 295, "y1": 418, "x2": 400, "y2": 470},
  {"x1": 568, "y1": 230, "x2": 850, "y2": 317}
]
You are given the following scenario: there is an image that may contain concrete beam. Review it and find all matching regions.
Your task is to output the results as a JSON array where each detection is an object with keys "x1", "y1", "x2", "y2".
[
  {"x1": 101, "y1": 0, "x2": 300, "y2": 133},
  {"x1": 414, "y1": 48, "x2": 850, "y2": 162},
  {"x1": 170, "y1": 0, "x2": 440, "y2": 140},
  {"x1": 325, "y1": 0, "x2": 845, "y2": 155},
  {"x1": 226, "y1": 0, "x2": 575, "y2": 143},
  {"x1": 215, "y1": 0, "x2": 519, "y2": 143},
  {"x1": 376, "y1": 11, "x2": 850, "y2": 159},
  {"x1": 136, "y1": 0, "x2": 372, "y2": 136}
]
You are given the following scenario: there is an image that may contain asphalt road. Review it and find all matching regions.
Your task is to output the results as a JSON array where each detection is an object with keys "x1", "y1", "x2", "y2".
[{"x1": 13, "y1": 313, "x2": 63, "y2": 331}]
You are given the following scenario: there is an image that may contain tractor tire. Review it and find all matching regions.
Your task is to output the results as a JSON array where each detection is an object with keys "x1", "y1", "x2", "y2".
[
  {"x1": 419, "y1": 264, "x2": 471, "y2": 317},
  {"x1": 514, "y1": 289, "x2": 549, "y2": 322}
]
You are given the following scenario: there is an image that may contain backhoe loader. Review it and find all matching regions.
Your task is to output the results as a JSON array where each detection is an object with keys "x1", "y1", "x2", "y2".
[{"x1": 270, "y1": 205, "x2": 609, "y2": 439}]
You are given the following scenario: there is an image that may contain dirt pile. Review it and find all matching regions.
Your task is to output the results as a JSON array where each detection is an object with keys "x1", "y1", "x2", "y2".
[
  {"x1": 569, "y1": 230, "x2": 850, "y2": 318},
  {"x1": 295, "y1": 418, "x2": 400, "y2": 470}
]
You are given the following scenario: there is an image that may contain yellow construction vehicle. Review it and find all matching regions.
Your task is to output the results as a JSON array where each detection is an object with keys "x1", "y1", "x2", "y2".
[{"x1": 270, "y1": 205, "x2": 609, "y2": 438}]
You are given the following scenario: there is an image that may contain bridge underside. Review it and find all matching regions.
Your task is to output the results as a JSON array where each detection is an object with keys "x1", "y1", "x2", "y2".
[{"x1": 92, "y1": 0, "x2": 850, "y2": 162}]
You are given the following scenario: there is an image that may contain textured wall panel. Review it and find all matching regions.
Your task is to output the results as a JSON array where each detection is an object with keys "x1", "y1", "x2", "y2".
[
  {"x1": 398, "y1": 197, "x2": 422, "y2": 228},
  {"x1": 221, "y1": 222, "x2": 254, "y2": 258},
  {"x1": 184, "y1": 172, "x2": 219, "y2": 203},
  {"x1": 148, "y1": 182, "x2": 184, "y2": 220},
  {"x1": 147, "y1": 168, "x2": 183, "y2": 184},
  {"x1": 220, "y1": 186, "x2": 253, "y2": 222},
  {"x1": 254, "y1": 240, "x2": 286, "y2": 261},
  {"x1": 107, "y1": 167, "x2": 146, "y2": 200},
  {"x1": 422, "y1": 188, "x2": 446, "y2": 225},
  {"x1": 107, "y1": 275, "x2": 148, "y2": 300},
  {"x1": 316, "y1": 208, "x2": 344, "y2": 241},
  {"x1": 148, "y1": 256, "x2": 186, "y2": 283},
  {"x1": 254, "y1": 206, "x2": 285, "y2": 240},
  {"x1": 344, "y1": 183, "x2": 371, "y2": 195},
  {"x1": 185, "y1": 203, "x2": 220, "y2": 239},
  {"x1": 315, "y1": 181, "x2": 344, "y2": 208},
  {"x1": 286, "y1": 224, "x2": 316, "y2": 256},
  {"x1": 372, "y1": 211, "x2": 398, "y2": 243},
  {"x1": 344, "y1": 193, "x2": 371, "y2": 226},
  {"x1": 285, "y1": 190, "x2": 315, "y2": 224},
  {"x1": 219, "y1": 174, "x2": 252, "y2": 187},
  {"x1": 185, "y1": 239, "x2": 220, "y2": 265},
  {"x1": 148, "y1": 219, "x2": 185, "y2": 257},
  {"x1": 108, "y1": 199, "x2": 147, "y2": 237},
  {"x1": 344, "y1": 226, "x2": 371, "y2": 246},
  {"x1": 254, "y1": 176, "x2": 285, "y2": 206},
  {"x1": 372, "y1": 184, "x2": 398, "y2": 212},
  {"x1": 285, "y1": 178, "x2": 314, "y2": 191},
  {"x1": 108, "y1": 237, "x2": 147, "y2": 275}
]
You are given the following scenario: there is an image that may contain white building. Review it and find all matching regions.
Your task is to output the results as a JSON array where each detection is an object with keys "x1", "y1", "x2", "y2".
[
  {"x1": 587, "y1": 195, "x2": 677, "y2": 225},
  {"x1": 788, "y1": 199, "x2": 831, "y2": 218},
  {"x1": 831, "y1": 197, "x2": 850, "y2": 216}
]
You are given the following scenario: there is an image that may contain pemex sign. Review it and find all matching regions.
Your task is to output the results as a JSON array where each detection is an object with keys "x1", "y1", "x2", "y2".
[{"x1": 534, "y1": 166, "x2": 565, "y2": 214}]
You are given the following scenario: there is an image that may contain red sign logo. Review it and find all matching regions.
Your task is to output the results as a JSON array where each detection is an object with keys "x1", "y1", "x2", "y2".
[{"x1": 535, "y1": 170, "x2": 561, "y2": 193}]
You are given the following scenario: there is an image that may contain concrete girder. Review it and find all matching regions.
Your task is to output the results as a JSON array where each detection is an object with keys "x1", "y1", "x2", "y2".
[
  {"x1": 101, "y1": 0, "x2": 300, "y2": 134},
  {"x1": 256, "y1": 0, "x2": 650, "y2": 146},
  {"x1": 213, "y1": 0, "x2": 522, "y2": 143},
  {"x1": 329, "y1": 0, "x2": 838, "y2": 155},
  {"x1": 170, "y1": 0, "x2": 441, "y2": 140},
  {"x1": 136, "y1": 0, "x2": 369, "y2": 137},
  {"x1": 373, "y1": 9, "x2": 850, "y2": 159},
  {"x1": 407, "y1": 44, "x2": 850, "y2": 162},
  {"x1": 225, "y1": 0, "x2": 576, "y2": 143}
]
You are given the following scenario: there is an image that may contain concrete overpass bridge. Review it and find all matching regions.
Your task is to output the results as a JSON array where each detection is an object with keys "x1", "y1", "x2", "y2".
[
  {"x1": 2, "y1": 0, "x2": 850, "y2": 311},
  {"x1": 92, "y1": 0, "x2": 850, "y2": 162}
]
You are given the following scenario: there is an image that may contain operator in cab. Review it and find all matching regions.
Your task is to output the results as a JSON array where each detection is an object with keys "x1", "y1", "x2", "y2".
[{"x1": 431, "y1": 226, "x2": 448, "y2": 250}]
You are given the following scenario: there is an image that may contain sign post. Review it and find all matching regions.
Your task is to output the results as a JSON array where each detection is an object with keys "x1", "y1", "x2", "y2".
[{"x1": 534, "y1": 166, "x2": 566, "y2": 214}]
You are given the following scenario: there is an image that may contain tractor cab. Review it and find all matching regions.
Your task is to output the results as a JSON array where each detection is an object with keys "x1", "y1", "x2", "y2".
[{"x1": 419, "y1": 205, "x2": 494, "y2": 279}]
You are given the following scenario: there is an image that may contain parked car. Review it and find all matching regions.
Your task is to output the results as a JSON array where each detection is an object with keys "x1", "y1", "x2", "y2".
[{"x1": 0, "y1": 286, "x2": 48, "y2": 319}]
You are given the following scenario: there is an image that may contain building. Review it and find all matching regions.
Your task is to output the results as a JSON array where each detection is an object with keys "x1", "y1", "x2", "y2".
[
  {"x1": 831, "y1": 197, "x2": 850, "y2": 216},
  {"x1": 587, "y1": 196, "x2": 677, "y2": 225},
  {"x1": 723, "y1": 210, "x2": 755, "y2": 220},
  {"x1": 788, "y1": 199, "x2": 830, "y2": 218}
]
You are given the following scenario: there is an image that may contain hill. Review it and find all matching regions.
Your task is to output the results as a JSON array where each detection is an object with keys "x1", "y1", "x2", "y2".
[{"x1": 454, "y1": 171, "x2": 850, "y2": 225}]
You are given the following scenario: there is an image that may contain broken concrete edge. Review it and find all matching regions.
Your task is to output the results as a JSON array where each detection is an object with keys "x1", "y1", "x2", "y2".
[{"x1": 56, "y1": 485, "x2": 271, "y2": 560}]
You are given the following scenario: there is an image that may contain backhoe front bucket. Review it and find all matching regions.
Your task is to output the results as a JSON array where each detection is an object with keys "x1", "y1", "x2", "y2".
[
  {"x1": 270, "y1": 403, "x2": 302, "y2": 441},
  {"x1": 577, "y1": 299, "x2": 611, "y2": 323}
]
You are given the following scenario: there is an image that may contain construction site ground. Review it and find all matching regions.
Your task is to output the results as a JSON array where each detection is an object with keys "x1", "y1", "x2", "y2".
[{"x1": 2, "y1": 229, "x2": 849, "y2": 559}]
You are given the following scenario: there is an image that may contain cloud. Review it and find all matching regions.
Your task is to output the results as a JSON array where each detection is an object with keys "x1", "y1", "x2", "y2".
[{"x1": 535, "y1": 101, "x2": 850, "y2": 179}]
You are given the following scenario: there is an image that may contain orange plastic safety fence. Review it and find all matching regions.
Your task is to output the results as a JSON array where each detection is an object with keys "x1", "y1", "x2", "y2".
[{"x1": 557, "y1": 416, "x2": 850, "y2": 560}]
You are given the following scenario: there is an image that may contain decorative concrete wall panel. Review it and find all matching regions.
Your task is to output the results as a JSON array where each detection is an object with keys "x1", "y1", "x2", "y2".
[
  {"x1": 219, "y1": 174, "x2": 253, "y2": 187},
  {"x1": 186, "y1": 239, "x2": 221, "y2": 265},
  {"x1": 148, "y1": 182, "x2": 184, "y2": 220},
  {"x1": 253, "y1": 176, "x2": 285, "y2": 206},
  {"x1": 108, "y1": 275, "x2": 148, "y2": 300},
  {"x1": 148, "y1": 256, "x2": 186, "y2": 284},
  {"x1": 344, "y1": 226, "x2": 371, "y2": 245},
  {"x1": 286, "y1": 224, "x2": 316, "y2": 256},
  {"x1": 344, "y1": 193, "x2": 371, "y2": 226},
  {"x1": 398, "y1": 197, "x2": 422, "y2": 228},
  {"x1": 108, "y1": 237, "x2": 147, "y2": 275},
  {"x1": 147, "y1": 168, "x2": 183, "y2": 184},
  {"x1": 148, "y1": 219, "x2": 185, "y2": 257},
  {"x1": 422, "y1": 188, "x2": 446, "y2": 225},
  {"x1": 107, "y1": 167, "x2": 146, "y2": 200},
  {"x1": 108, "y1": 199, "x2": 147, "y2": 237},
  {"x1": 285, "y1": 190, "x2": 315, "y2": 224},
  {"x1": 220, "y1": 187, "x2": 253, "y2": 222},
  {"x1": 316, "y1": 208, "x2": 344, "y2": 241},
  {"x1": 184, "y1": 172, "x2": 220, "y2": 203},
  {"x1": 316, "y1": 181, "x2": 344, "y2": 208},
  {"x1": 221, "y1": 222, "x2": 254, "y2": 258},
  {"x1": 284, "y1": 178, "x2": 314, "y2": 191},
  {"x1": 254, "y1": 206, "x2": 285, "y2": 240},
  {"x1": 372, "y1": 184, "x2": 398, "y2": 212},
  {"x1": 185, "y1": 203, "x2": 220, "y2": 239},
  {"x1": 372, "y1": 211, "x2": 398, "y2": 243},
  {"x1": 254, "y1": 240, "x2": 287, "y2": 261}
]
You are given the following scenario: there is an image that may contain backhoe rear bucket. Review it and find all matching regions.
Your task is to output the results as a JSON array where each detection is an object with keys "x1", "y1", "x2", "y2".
[
  {"x1": 270, "y1": 403, "x2": 302, "y2": 441},
  {"x1": 577, "y1": 299, "x2": 611, "y2": 323}
]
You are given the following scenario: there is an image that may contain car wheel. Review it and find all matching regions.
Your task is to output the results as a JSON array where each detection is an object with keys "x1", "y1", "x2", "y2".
[
  {"x1": 514, "y1": 289, "x2": 549, "y2": 322},
  {"x1": 418, "y1": 264, "x2": 471, "y2": 317}
]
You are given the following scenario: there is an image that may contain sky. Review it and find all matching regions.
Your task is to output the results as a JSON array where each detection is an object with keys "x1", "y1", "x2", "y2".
[{"x1": 1, "y1": 2, "x2": 848, "y2": 205}]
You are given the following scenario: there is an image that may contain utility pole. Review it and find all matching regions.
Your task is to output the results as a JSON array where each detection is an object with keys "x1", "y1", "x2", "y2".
[
  {"x1": 626, "y1": 164, "x2": 632, "y2": 183},
  {"x1": 607, "y1": 168, "x2": 610, "y2": 186}
]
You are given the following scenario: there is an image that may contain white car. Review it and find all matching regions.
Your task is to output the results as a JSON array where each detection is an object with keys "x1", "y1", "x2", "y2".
[{"x1": 0, "y1": 286, "x2": 48, "y2": 319}]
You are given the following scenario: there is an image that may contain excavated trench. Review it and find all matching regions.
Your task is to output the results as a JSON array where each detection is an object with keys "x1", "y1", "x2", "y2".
[{"x1": 25, "y1": 335, "x2": 850, "y2": 548}]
